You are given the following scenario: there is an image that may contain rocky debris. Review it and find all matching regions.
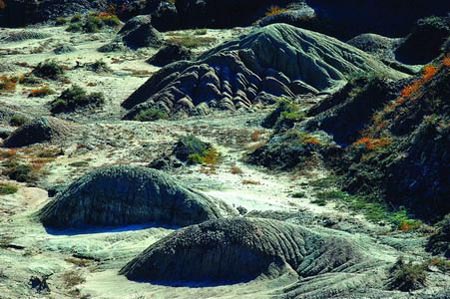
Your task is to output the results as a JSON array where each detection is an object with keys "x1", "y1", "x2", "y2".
[
  {"x1": 117, "y1": 15, "x2": 163, "y2": 49},
  {"x1": 427, "y1": 215, "x2": 450, "y2": 258},
  {"x1": 395, "y1": 16, "x2": 450, "y2": 65},
  {"x1": 39, "y1": 165, "x2": 235, "y2": 229},
  {"x1": 2, "y1": 116, "x2": 72, "y2": 148},
  {"x1": 147, "y1": 44, "x2": 193, "y2": 67},
  {"x1": 120, "y1": 217, "x2": 365, "y2": 283},
  {"x1": 122, "y1": 24, "x2": 404, "y2": 120}
]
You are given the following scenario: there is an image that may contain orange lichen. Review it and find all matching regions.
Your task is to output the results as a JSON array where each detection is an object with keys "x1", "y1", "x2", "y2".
[
  {"x1": 422, "y1": 65, "x2": 437, "y2": 82},
  {"x1": 0, "y1": 76, "x2": 18, "y2": 92},
  {"x1": 401, "y1": 80, "x2": 422, "y2": 98},
  {"x1": 29, "y1": 85, "x2": 54, "y2": 97},
  {"x1": 354, "y1": 137, "x2": 391, "y2": 151},
  {"x1": 304, "y1": 136, "x2": 321, "y2": 145},
  {"x1": 266, "y1": 6, "x2": 287, "y2": 16},
  {"x1": 443, "y1": 55, "x2": 450, "y2": 67}
]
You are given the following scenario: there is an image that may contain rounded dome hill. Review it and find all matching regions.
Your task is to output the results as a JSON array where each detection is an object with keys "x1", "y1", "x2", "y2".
[
  {"x1": 120, "y1": 217, "x2": 363, "y2": 284},
  {"x1": 38, "y1": 165, "x2": 233, "y2": 229},
  {"x1": 2, "y1": 116, "x2": 72, "y2": 148}
]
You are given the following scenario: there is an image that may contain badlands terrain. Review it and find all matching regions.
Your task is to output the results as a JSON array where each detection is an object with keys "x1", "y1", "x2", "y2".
[{"x1": 0, "y1": 1, "x2": 449, "y2": 298}]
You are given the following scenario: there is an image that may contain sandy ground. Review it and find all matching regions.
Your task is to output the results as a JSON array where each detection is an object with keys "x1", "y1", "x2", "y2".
[{"x1": 0, "y1": 24, "x2": 448, "y2": 299}]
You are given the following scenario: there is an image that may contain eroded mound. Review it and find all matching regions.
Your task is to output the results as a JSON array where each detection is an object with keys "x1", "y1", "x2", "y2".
[
  {"x1": 122, "y1": 24, "x2": 404, "y2": 120},
  {"x1": 120, "y1": 217, "x2": 363, "y2": 284},
  {"x1": 39, "y1": 166, "x2": 234, "y2": 229},
  {"x1": 118, "y1": 15, "x2": 163, "y2": 49},
  {"x1": 2, "y1": 116, "x2": 72, "y2": 148}
]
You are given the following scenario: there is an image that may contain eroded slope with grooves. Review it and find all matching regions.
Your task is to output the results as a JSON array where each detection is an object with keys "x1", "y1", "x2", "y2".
[
  {"x1": 120, "y1": 217, "x2": 366, "y2": 284},
  {"x1": 122, "y1": 24, "x2": 406, "y2": 120},
  {"x1": 39, "y1": 165, "x2": 235, "y2": 229}
]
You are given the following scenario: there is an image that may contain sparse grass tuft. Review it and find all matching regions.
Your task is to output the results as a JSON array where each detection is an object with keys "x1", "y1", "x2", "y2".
[
  {"x1": 0, "y1": 182, "x2": 18, "y2": 195},
  {"x1": 61, "y1": 270, "x2": 85, "y2": 288},
  {"x1": 0, "y1": 75, "x2": 18, "y2": 92},
  {"x1": 9, "y1": 114, "x2": 28, "y2": 126},
  {"x1": 134, "y1": 108, "x2": 169, "y2": 122},
  {"x1": 32, "y1": 60, "x2": 65, "y2": 80},
  {"x1": 2, "y1": 160, "x2": 36, "y2": 183},
  {"x1": 389, "y1": 258, "x2": 427, "y2": 292},
  {"x1": 167, "y1": 34, "x2": 216, "y2": 49}
]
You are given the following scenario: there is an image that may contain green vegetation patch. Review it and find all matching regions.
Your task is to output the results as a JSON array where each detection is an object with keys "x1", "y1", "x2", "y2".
[
  {"x1": 50, "y1": 85, "x2": 105, "y2": 114},
  {"x1": 0, "y1": 182, "x2": 18, "y2": 195},
  {"x1": 32, "y1": 60, "x2": 65, "y2": 80}
]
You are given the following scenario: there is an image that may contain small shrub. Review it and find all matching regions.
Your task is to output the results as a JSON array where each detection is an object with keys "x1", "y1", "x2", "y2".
[
  {"x1": 70, "y1": 14, "x2": 82, "y2": 23},
  {"x1": 188, "y1": 147, "x2": 220, "y2": 165},
  {"x1": 86, "y1": 60, "x2": 112, "y2": 73},
  {"x1": 263, "y1": 98, "x2": 306, "y2": 130},
  {"x1": 67, "y1": 13, "x2": 120, "y2": 33},
  {"x1": 134, "y1": 108, "x2": 168, "y2": 122},
  {"x1": 29, "y1": 85, "x2": 55, "y2": 98},
  {"x1": 96, "y1": 12, "x2": 121, "y2": 27},
  {"x1": 55, "y1": 17, "x2": 67, "y2": 25},
  {"x1": 2, "y1": 160, "x2": 36, "y2": 183},
  {"x1": 0, "y1": 75, "x2": 18, "y2": 92},
  {"x1": 83, "y1": 15, "x2": 105, "y2": 33},
  {"x1": 242, "y1": 179, "x2": 261, "y2": 185},
  {"x1": 50, "y1": 85, "x2": 105, "y2": 113},
  {"x1": 0, "y1": 182, "x2": 18, "y2": 195},
  {"x1": 389, "y1": 258, "x2": 427, "y2": 292},
  {"x1": 32, "y1": 60, "x2": 65, "y2": 80},
  {"x1": 353, "y1": 137, "x2": 391, "y2": 151},
  {"x1": 194, "y1": 29, "x2": 208, "y2": 35},
  {"x1": 20, "y1": 74, "x2": 42, "y2": 85},
  {"x1": 443, "y1": 55, "x2": 450, "y2": 67},
  {"x1": 230, "y1": 165, "x2": 243, "y2": 175},
  {"x1": 428, "y1": 257, "x2": 450, "y2": 272},
  {"x1": 250, "y1": 130, "x2": 262, "y2": 142},
  {"x1": 66, "y1": 22, "x2": 83, "y2": 32},
  {"x1": 167, "y1": 35, "x2": 216, "y2": 49},
  {"x1": 61, "y1": 270, "x2": 85, "y2": 288},
  {"x1": 422, "y1": 65, "x2": 438, "y2": 81},
  {"x1": 9, "y1": 115, "x2": 28, "y2": 126},
  {"x1": 266, "y1": 6, "x2": 287, "y2": 17},
  {"x1": 291, "y1": 191, "x2": 306, "y2": 198}
]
